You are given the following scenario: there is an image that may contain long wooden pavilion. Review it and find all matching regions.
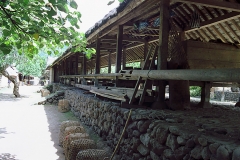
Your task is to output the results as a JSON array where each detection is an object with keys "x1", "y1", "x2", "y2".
[{"x1": 48, "y1": 0, "x2": 240, "y2": 110}]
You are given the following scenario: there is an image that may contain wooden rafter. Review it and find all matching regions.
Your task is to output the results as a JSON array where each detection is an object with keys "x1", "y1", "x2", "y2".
[
  {"x1": 224, "y1": 22, "x2": 240, "y2": 43},
  {"x1": 217, "y1": 23, "x2": 235, "y2": 43},
  {"x1": 176, "y1": 0, "x2": 240, "y2": 12},
  {"x1": 211, "y1": 25, "x2": 228, "y2": 43},
  {"x1": 185, "y1": 12, "x2": 240, "y2": 32}
]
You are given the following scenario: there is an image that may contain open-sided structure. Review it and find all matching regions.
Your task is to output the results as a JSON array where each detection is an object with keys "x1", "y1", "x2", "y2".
[{"x1": 49, "y1": 0, "x2": 240, "y2": 110}]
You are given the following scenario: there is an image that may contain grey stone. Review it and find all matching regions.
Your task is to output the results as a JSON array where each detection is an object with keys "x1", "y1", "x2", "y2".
[
  {"x1": 166, "y1": 118, "x2": 179, "y2": 123},
  {"x1": 183, "y1": 154, "x2": 190, "y2": 160},
  {"x1": 198, "y1": 137, "x2": 208, "y2": 147},
  {"x1": 174, "y1": 146, "x2": 191, "y2": 160},
  {"x1": 150, "y1": 139, "x2": 166, "y2": 156},
  {"x1": 128, "y1": 121, "x2": 138, "y2": 130},
  {"x1": 156, "y1": 127, "x2": 169, "y2": 144},
  {"x1": 169, "y1": 126, "x2": 181, "y2": 136},
  {"x1": 232, "y1": 147, "x2": 240, "y2": 160},
  {"x1": 132, "y1": 153, "x2": 141, "y2": 160},
  {"x1": 140, "y1": 133, "x2": 151, "y2": 147},
  {"x1": 133, "y1": 130, "x2": 141, "y2": 137},
  {"x1": 138, "y1": 120, "x2": 152, "y2": 133},
  {"x1": 186, "y1": 139, "x2": 195, "y2": 148},
  {"x1": 191, "y1": 145, "x2": 203, "y2": 159},
  {"x1": 149, "y1": 120, "x2": 164, "y2": 129},
  {"x1": 177, "y1": 136, "x2": 187, "y2": 145},
  {"x1": 146, "y1": 155, "x2": 152, "y2": 160},
  {"x1": 150, "y1": 124, "x2": 161, "y2": 138},
  {"x1": 209, "y1": 143, "x2": 220, "y2": 154},
  {"x1": 216, "y1": 145, "x2": 229, "y2": 160},
  {"x1": 166, "y1": 133, "x2": 179, "y2": 151},
  {"x1": 163, "y1": 149, "x2": 175, "y2": 160},
  {"x1": 137, "y1": 144, "x2": 150, "y2": 156},
  {"x1": 210, "y1": 155, "x2": 217, "y2": 160},
  {"x1": 132, "y1": 137, "x2": 141, "y2": 152},
  {"x1": 150, "y1": 151, "x2": 160, "y2": 160},
  {"x1": 201, "y1": 146, "x2": 211, "y2": 160}
]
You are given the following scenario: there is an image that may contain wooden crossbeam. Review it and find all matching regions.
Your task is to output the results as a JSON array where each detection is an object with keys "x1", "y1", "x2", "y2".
[
  {"x1": 101, "y1": 35, "x2": 145, "y2": 43},
  {"x1": 176, "y1": 0, "x2": 240, "y2": 12},
  {"x1": 185, "y1": 11, "x2": 240, "y2": 32}
]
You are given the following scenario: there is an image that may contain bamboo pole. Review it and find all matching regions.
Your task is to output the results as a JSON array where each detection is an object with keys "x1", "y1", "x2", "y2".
[{"x1": 60, "y1": 68, "x2": 240, "y2": 82}]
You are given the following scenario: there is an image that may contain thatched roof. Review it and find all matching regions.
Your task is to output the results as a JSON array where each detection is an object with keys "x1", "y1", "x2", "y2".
[{"x1": 51, "y1": 0, "x2": 240, "y2": 70}]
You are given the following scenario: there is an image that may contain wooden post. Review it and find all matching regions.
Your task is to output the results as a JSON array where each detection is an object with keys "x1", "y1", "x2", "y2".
[
  {"x1": 82, "y1": 54, "x2": 87, "y2": 85},
  {"x1": 108, "y1": 52, "x2": 111, "y2": 73},
  {"x1": 122, "y1": 48, "x2": 126, "y2": 70},
  {"x1": 68, "y1": 57, "x2": 70, "y2": 75},
  {"x1": 82, "y1": 54, "x2": 86, "y2": 75},
  {"x1": 144, "y1": 41, "x2": 148, "y2": 60},
  {"x1": 197, "y1": 82, "x2": 212, "y2": 108},
  {"x1": 152, "y1": 0, "x2": 170, "y2": 109},
  {"x1": 95, "y1": 38, "x2": 100, "y2": 86},
  {"x1": 115, "y1": 25, "x2": 123, "y2": 73},
  {"x1": 61, "y1": 61, "x2": 64, "y2": 76},
  {"x1": 95, "y1": 38, "x2": 100, "y2": 74},
  {"x1": 115, "y1": 25, "x2": 123, "y2": 87},
  {"x1": 75, "y1": 53, "x2": 79, "y2": 75},
  {"x1": 65, "y1": 59, "x2": 67, "y2": 75}
]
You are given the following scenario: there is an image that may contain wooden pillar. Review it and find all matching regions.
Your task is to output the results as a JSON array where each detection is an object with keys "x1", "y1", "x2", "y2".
[
  {"x1": 64, "y1": 59, "x2": 67, "y2": 75},
  {"x1": 75, "y1": 53, "x2": 79, "y2": 75},
  {"x1": 67, "y1": 57, "x2": 71, "y2": 75},
  {"x1": 152, "y1": 0, "x2": 170, "y2": 109},
  {"x1": 144, "y1": 41, "x2": 148, "y2": 60},
  {"x1": 61, "y1": 61, "x2": 64, "y2": 76},
  {"x1": 197, "y1": 82, "x2": 212, "y2": 108},
  {"x1": 108, "y1": 52, "x2": 111, "y2": 73},
  {"x1": 122, "y1": 48, "x2": 126, "y2": 70},
  {"x1": 95, "y1": 38, "x2": 100, "y2": 86},
  {"x1": 82, "y1": 54, "x2": 86, "y2": 75},
  {"x1": 82, "y1": 54, "x2": 87, "y2": 85},
  {"x1": 115, "y1": 25, "x2": 123, "y2": 87},
  {"x1": 95, "y1": 38, "x2": 100, "y2": 74},
  {"x1": 168, "y1": 38, "x2": 190, "y2": 109},
  {"x1": 115, "y1": 25, "x2": 123, "y2": 73}
]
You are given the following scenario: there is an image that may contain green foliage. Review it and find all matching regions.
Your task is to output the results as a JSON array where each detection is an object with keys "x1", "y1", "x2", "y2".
[
  {"x1": 0, "y1": 0, "x2": 93, "y2": 58},
  {"x1": 126, "y1": 62, "x2": 141, "y2": 68},
  {"x1": 16, "y1": 53, "x2": 47, "y2": 77},
  {"x1": 190, "y1": 86, "x2": 201, "y2": 97}
]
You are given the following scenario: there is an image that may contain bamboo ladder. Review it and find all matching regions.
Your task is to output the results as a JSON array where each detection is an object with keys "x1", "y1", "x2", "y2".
[{"x1": 129, "y1": 45, "x2": 159, "y2": 105}]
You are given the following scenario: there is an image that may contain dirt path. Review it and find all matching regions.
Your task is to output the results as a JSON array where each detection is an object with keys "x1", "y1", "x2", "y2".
[{"x1": 0, "y1": 86, "x2": 77, "y2": 160}]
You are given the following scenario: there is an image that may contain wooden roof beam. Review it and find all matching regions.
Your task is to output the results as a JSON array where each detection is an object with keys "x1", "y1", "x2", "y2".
[
  {"x1": 175, "y1": 0, "x2": 240, "y2": 12},
  {"x1": 101, "y1": 35, "x2": 146, "y2": 43},
  {"x1": 185, "y1": 11, "x2": 240, "y2": 32}
]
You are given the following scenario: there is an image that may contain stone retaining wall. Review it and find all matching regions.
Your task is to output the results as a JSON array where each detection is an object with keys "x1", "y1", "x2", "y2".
[
  {"x1": 65, "y1": 89, "x2": 240, "y2": 160},
  {"x1": 214, "y1": 91, "x2": 240, "y2": 102}
]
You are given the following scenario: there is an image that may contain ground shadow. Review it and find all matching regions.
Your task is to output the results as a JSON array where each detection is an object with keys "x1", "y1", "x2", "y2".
[
  {"x1": 0, "y1": 153, "x2": 18, "y2": 160},
  {"x1": 43, "y1": 104, "x2": 78, "y2": 160},
  {"x1": 0, "y1": 93, "x2": 29, "y2": 102},
  {"x1": 0, "y1": 127, "x2": 7, "y2": 139}
]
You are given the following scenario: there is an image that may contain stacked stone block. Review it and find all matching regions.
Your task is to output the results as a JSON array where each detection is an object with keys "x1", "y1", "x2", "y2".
[{"x1": 65, "y1": 89, "x2": 240, "y2": 160}]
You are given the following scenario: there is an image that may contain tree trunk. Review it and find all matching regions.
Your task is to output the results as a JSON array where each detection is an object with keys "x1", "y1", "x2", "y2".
[{"x1": 1, "y1": 69, "x2": 20, "y2": 97}]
